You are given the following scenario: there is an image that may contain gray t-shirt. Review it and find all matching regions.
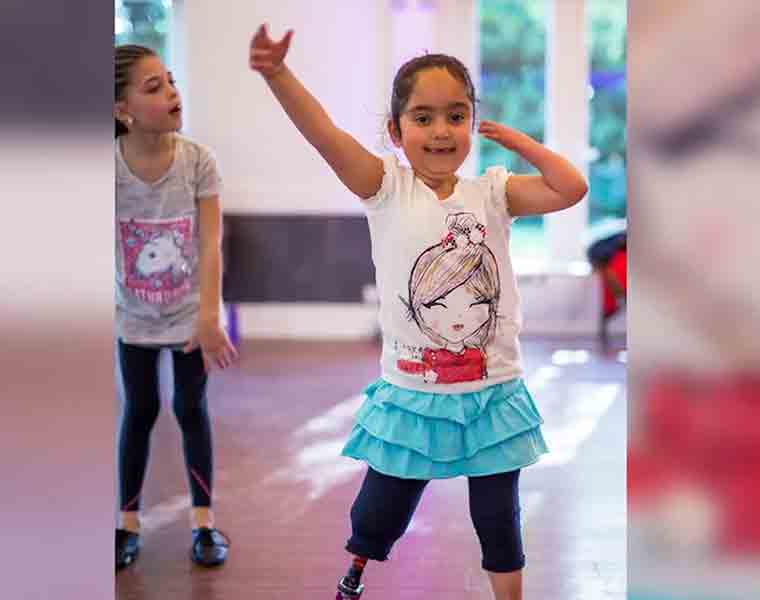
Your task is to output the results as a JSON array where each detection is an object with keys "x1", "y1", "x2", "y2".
[{"x1": 115, "y1": 134, "x2": 222, "y2": 345}]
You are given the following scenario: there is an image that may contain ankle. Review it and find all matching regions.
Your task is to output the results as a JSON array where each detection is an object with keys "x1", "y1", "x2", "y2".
[
  {"x1": 119, "y1": 511, "x2": 141, "y2": 533},
  {"x1": 191, "y1": 507, "x2": 214, "y2": 530},
  {"x1": 345, "y1": 555, "x2": 368, "y2": 586}
]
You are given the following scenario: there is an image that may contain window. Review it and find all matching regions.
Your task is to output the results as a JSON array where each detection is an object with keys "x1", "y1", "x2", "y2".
[
  {"x1": 587, "y1": 0, "x2": 627, "y2": 226},
  {"x1": 480, "y1": 0, "x2": 547, "y2": 260},
  {"x1": 114, "y1": 0, "x2": 173, "y2": 67},
  {"x1": 480, "y1": 0, "x2": 627, "y2": 258}
]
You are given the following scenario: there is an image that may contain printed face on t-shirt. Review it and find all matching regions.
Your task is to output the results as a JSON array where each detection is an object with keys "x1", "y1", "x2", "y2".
[{"x1": 419, "y1": 281, "x2": 490, "y2": 345}]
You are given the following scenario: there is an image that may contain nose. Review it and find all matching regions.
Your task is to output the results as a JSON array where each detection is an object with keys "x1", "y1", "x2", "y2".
[{"x1": 432, "y1": 115, "x2": 450, "y2": 138}]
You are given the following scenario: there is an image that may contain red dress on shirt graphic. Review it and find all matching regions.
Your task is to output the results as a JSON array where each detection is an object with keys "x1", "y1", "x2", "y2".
[{"x1": 397, "y1": 347, "x2": 486, "y2": 384}]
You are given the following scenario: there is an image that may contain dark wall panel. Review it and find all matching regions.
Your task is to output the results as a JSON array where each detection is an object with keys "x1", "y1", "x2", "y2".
[{"x1": 223, "y1": 214, "x2": 375, "y2": 302}]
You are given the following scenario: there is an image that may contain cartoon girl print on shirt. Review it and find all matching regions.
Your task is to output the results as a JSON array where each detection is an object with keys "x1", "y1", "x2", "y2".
[
  {"x1": 119, "y1": 217, "x2": 193, "y2": 305},
  {"x1": 398, "y1": 212, "x2": 501, "y2": 384}
]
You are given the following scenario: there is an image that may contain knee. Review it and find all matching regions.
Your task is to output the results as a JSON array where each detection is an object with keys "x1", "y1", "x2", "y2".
[
  {"x1": 173, "y1": 395, "x2": 208, "y2": 431},
  {"x1": 122, "y1": 396, "x2": 161, "y2": 433},
  {"x1": 472, "y1": 506, "x2": 525, "y2": 573},
  {"x1": 348, "y1": 503, "x2": 398, "y2": 561}
]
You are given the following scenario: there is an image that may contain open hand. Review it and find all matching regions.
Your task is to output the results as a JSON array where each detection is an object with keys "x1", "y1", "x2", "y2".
[
  {"x1": 478, "y1": 120, "x2": 524, "y2": 151},
  {"x1": 249, "y1": 24, "x2": 294, "y2": 79},
  {"x1": 184, "y1": 322, "x2": 238, "y2": 372}
]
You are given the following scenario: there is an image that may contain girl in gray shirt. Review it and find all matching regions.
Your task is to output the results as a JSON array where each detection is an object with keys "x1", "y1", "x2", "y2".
[{"x1": 114, "y1": 44, "x2": 237, "y2": 571}]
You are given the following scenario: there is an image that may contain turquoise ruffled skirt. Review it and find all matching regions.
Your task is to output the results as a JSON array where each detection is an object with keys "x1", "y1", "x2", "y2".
[{"x1": 341, "y1": 377, "x2": 549, "y2": 479}]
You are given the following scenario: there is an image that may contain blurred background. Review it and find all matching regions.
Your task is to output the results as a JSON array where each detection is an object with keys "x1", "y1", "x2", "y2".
[{"x1": 628, "y1": 1, "x2": 760, "y2": 599}]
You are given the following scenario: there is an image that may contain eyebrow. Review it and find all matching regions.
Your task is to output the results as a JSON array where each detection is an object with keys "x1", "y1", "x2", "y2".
[
  {"x1": 141, "y1": 71, "x2": 172, "y2": 87},
  {"x1": 406, "y1": 102, "x2": 470, "y2": 113}
]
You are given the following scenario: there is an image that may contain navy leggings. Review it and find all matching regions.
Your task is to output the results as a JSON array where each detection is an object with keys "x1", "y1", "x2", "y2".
[
  {"x1": 117, "y1": 340, "x2": 214, "y2": 511},
  {"x1": 347, "y1": 467, "x2": 524, "y2": 572}
]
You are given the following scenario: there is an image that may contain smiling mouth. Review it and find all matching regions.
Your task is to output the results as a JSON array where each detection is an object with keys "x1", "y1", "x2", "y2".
[
  {"x1": 169, "y1": 105, "x2": 182, "y2": 115},
  {"x1": 424, "y1": 147, "x2": 456, "y2": 154},
  {"x1": 452, "y1": 324, "x2": 465, "y2": 331}
]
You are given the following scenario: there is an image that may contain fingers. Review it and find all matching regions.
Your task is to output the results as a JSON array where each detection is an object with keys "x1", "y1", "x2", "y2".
[
  {"x1": 252, "y1": 23, "x2": 269, "y2": 45},
  {"x1": 216, "y1": 337, "x2": 238, "y2": 370},
  {"x1": 478, "y1": 121, "x2": 500, "y2": 135},
  {"x1": 250, "y1": 24, "x2": 292, "y2": 51},
  {"x1": 199, "y1": 336, "x2": 239, "y2": 371},
  {"x1": 275, "y1": 29, "x2": 294, "y2": 53},
  {"x1": 250, "y1": 24, "x2": 293, "y2": 72},
  {"x1": 183, "y1": 336, "x2": 198, "y2": 353},
  {"x1": 249, "y1": 48, "x2": 281, "y2": 74}
]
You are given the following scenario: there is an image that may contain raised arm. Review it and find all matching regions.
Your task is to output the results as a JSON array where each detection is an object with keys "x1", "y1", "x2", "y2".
[
  {"x1": 479, "y1": 120, "x2": 588, "y2": 217},
  {"x1": 249, "y1": 25, "x2": 384, "y2": 200}
]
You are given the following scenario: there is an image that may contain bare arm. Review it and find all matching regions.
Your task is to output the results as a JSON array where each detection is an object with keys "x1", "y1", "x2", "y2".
[
  {"x1": 479, "y1": 120, "x2": 588, "y2": 216},
  {"x1": 184, "y1": 195, "x2": 237, "y2": 370},
  {"x1": 250, "y1": 25, "x2": 384, "y2": 200}
]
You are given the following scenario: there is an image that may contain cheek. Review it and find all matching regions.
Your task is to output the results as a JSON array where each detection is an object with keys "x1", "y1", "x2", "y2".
[
  {"x1": 469, "y1": 305, "x2": 489, "y2": 324},
  {"x1": 457, "y1": 131, "x2": 472, "y2": 153},
  {"x1": 133, "y1": 97, "x2": 167, "y2": 119},
  {"x1": 420, "y1": 307, "x2": 445, "y2": 331},
  {"x1": 402, "y1": 132, "x2": 425, "y2": 154}
]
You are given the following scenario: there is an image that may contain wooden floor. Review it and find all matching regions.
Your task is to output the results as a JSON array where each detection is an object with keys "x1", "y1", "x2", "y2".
[{"x1": 116, "y1": 336, "x2": 626, "y2": 599}]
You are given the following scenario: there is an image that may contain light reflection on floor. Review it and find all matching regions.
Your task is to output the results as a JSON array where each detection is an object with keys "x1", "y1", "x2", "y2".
[{"x1": 120, "y1": 337, "x2": 626, "y2": 599}]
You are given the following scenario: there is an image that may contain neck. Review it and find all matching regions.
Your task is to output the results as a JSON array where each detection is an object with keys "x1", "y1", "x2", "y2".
[
  {"x1": 121, "y1": 130, "x2": 174, "y2": 157},
  {"x1": 445, "y1": 341, "x2": 466, "y2": 353},
  {"x1": 414, "y1": 170, "x2": 458, "y2": 200}
]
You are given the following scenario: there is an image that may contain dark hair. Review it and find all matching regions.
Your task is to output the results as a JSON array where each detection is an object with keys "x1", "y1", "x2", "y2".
[
  {"x1": 115, "y1": 44, "x2": 157, "y2": 137},
  {"x1": 390, "y1": 54, "x2": 477, "y2": 138}
]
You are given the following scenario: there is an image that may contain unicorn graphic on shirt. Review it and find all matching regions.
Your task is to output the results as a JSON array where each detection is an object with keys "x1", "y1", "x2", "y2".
[
  {"x1": 120, "y1": 217, "x2": 194, "y2": 305},
  {"x1": 135, "y1": 230, "x2": 190, "y2": 283}
]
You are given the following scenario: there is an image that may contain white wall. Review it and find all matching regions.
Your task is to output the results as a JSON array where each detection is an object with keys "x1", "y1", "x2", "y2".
[
  {"x1": 178, "y1": 0, "x2": 481, "y2": 214},
  {"x1": 181, "y1": 0, "x2": 392, "y2": 215}
]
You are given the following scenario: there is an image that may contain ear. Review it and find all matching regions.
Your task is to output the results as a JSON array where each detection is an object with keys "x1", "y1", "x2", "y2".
[
  {"x1": 387, "y1": 119, "x2": 402, "y2": 148},
  {"x1": 114, "y1": 101, "x2": 132, "y2": 126}
]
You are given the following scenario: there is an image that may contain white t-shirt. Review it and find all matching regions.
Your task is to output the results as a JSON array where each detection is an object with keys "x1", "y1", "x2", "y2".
[
  {"x1": 366, "y1": 154, "x2": 523, "y2": 394},
  {"x1": 115, "y1": 133, "x2": 222, "y2": 345}
]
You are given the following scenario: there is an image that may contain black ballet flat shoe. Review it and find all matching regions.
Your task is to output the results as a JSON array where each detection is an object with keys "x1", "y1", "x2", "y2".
[
  {"x1": 116, "y1": 528, "x2": 141, "y2": 571},
  {"x1": 190, "y1": 527, "x2": 230, "y2": 567}
]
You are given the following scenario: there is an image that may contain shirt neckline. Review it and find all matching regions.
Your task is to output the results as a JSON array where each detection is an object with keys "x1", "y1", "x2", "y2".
[{"x1": 117, "y1": 133, "x2": 179, "y2": 187}]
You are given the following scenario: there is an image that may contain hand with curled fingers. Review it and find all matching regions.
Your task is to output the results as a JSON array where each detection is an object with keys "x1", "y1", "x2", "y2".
[
  {"x1": 184, "y1": 321, "x2": 238, "y2": 372},
  {"x1": 249, "y1": 23, "x2": 294, "y2": 80},
  {"x1": 478, "y1": 120, "x2": 527, "y2": 151}
]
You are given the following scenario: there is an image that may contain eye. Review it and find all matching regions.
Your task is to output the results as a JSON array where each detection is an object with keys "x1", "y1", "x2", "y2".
[
  {"x1": 414, "y1": 114, "x2": 431, "y2": 125},
  {"x1": 469, "y1": 299, "x2": 490, "y2": 308},
  {"x1": 449, "y1": 112, "x2": 466, "y2": 124},
  {"x1": 423, "y1": 300, "x2": 447, "y2": 309}
]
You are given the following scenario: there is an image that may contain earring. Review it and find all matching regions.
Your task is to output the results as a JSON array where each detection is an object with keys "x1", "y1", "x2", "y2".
[{"x1": 126, "y1": 116, "x2": 134, "y2": 126}]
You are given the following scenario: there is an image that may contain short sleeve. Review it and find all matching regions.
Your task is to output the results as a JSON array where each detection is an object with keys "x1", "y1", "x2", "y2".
[
  {"x1": 195, "y1": 145, "x2": 222, "y2": 200},
  {"x1": 363, "y1": 153, "x2": 400, "y2": 212},
  {"x1": 484, "y1": 165, "x2": 515, "y2": 221}
]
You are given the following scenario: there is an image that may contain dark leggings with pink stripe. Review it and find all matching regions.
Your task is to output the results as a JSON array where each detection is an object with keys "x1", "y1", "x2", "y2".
[{"x1": 117, "y1": 340, "x2": 213, "y2": 511}]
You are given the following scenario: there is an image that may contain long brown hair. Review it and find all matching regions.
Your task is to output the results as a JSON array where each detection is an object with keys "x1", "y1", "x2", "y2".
[{"x1": 114, "y1": 44, "x2": 157, "y2": 137}]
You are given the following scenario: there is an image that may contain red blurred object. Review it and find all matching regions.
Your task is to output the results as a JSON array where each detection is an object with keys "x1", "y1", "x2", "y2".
[
  {"x1": 629, "y1": 374, "x2": 760, "y2": 553},
  {"x1": 602, "y1": 248, "x2": 627, "y2": 318}
]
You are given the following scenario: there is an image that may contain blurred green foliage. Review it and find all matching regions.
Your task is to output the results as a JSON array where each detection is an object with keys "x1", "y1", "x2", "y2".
[{"x1": 479, "y1": 0, "x2": 626, "y2": 227}]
